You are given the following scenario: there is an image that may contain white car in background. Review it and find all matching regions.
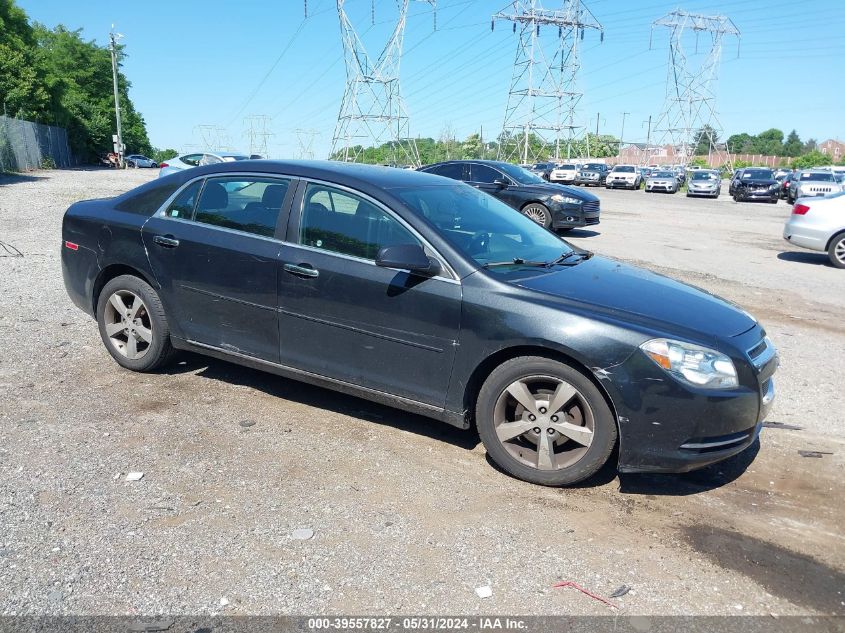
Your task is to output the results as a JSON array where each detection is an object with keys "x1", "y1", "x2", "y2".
[
  {"x1": 783, "y1": 191, "x2": 845, "y2": 268},
  {"x1": 158, "y1": 151, "x2": 251, "y2": 177},
  {"x1": 606, "y1": 164, "x2": 642, "y2": 189},
  {"x1": 549, "y1": 163, "x2": 580, "y2": 184}
]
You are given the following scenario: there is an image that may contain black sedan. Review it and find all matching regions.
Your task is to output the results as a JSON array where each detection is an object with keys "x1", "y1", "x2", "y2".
[
  {"x1": 418, "y1": 160, "x2": 599, "y2": 232},
  {"x1": 730, "y1": 167, "x2": 780, "y2": 203},
  {"x1": 62, "y1": 160, "x2": 777, "y2": 486}
]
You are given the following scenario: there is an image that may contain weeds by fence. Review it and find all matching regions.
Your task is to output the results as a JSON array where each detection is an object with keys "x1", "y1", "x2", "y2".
[{"x1": 0, "y1": 115, "x2": 73, "y2": 172}]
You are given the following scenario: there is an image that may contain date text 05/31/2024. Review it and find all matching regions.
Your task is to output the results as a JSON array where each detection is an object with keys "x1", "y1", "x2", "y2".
[{"x1": 307, "y1": 618, "x2": 528, "y2": 630}]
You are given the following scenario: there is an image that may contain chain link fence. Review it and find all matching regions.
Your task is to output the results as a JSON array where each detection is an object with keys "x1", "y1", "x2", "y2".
[{"x1": 0, "y1": 115, "x2": 73, "y2": 172}]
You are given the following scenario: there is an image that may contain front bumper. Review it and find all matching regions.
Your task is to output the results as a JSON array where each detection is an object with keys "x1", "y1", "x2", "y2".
[
  {"x1": 687, "y1": 186, "x2": 719, "y2": 197},
  {"x1": 576, "y1": 174, "x2": 602, "y2": 186},
  {"x1": 605, "y1": 326, "x2": 777, "y2": 474},
  {"x1": 646, "y1": 182, "x2": 676, "y2": 192},
  {"x1": 551, "y1": 201, "x2": 600, "y2": 228},
  {"x1": 736, "y1": 187, "x2": 779, "y2": 201},
  {"x1": 606, "y1": 179, "x2": 637, "y2": 189}
]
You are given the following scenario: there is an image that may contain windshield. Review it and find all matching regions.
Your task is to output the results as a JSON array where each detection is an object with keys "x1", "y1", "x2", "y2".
[
  {"x1": 396, "y1": 184, "x2": 574, "y2": 273},
  {"x1": 799, "y1": 172, "x2": 833, "y2": 182},
  {"x1": 613, "y1": 166, "x2": 635, "y2": 173},
  {"x1": 497, "y1": 162, "x2": 545, "y2": 184},
  {"x1": 691, "y1": 171, "x2": 719, "y2": 181},
  {"x1": 532, "y1": 163, "x2": 553, "y2": 170},
  {"x1": 582, "y1": 164, "x2": 604, "y2": 170},
  {"x1": 741, "y1": 169, "x2": 773, "y2": 180},
  {"x1": 653, "y1": 171, "x2": 674, "y2": 178},
  {"x1": 222, "y1": 155, "x2": 250, "y2": 162},
  {"x1": 555, "y1": 164, "x2": 577, "y2": 171}
]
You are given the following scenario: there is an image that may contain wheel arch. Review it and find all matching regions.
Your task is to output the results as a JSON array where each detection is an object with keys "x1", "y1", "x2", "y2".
[
  {"x1": 462, "y1": 345, "x2": 620, "y2": 432},
  {"x1": 92, "y1": 264, "x2": 158, "y2": 314},
  {"x1": 825, "y1": 229, "x2": 845, "y2": 251}
]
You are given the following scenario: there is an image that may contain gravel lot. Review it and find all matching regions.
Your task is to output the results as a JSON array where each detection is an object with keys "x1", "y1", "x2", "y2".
[{"x1": 1, "y1": 168, "x2": 843, "y2": 618}]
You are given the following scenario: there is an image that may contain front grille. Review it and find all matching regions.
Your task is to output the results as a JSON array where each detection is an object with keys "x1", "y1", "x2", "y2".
[{"x1": 583, "y1": 200, "x2": 600, "y2": 214}]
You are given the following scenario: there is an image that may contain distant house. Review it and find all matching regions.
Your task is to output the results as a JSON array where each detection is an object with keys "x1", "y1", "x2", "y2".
[
  {"x1": 616, "y1": 143, "x2": 683, "y2": 165},
  {"x1": 819, "y1": 139, "x2": 845, "y2": 161}
]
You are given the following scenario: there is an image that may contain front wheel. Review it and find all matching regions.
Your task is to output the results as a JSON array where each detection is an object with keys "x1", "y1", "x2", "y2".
[
  {"x1": 476, "y1": 356, "x2": 617, "y2": 486},
  {"x1": 96, "y1": 274, "x2": 175, "y2": 372},
  {"x1": 828, "y1": 233, "x2": 845, "y2": 269},
  {"x1": 522, "y1": 203, "x2": 552, "y2": 229}
]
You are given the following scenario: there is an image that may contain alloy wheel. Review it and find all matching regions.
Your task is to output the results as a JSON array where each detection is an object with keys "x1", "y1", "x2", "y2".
[
  {"x1": 103, "y1": 290, "x2": 153, "y2": 360},
  {"x1": 493, "y1": 375, "x2": 595, "y2": 471},
  {"x1": 835, "y1": 238, "x2": 845, "y2": 265},
  {"x1": 522, "y1": 204, "x2": 549, "y2": 226}
]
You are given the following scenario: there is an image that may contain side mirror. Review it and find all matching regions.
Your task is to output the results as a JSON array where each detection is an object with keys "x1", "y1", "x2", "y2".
[
  {"x1": 376, "y1": 244, "x2": 440, "y2": 276},
  {"x1": 492, "y1": 178, "x2": 510, "y2": 188}
]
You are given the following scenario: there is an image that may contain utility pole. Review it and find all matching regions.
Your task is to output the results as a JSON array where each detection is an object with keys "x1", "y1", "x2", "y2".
[
  {"x1": 643, "y1": 115, "x2": 652, "y2": 166},
  {"x1": 108, "y1": 27, "x2": 125, "y2": 168},
  {"x1": 493, "y1": 0, "x2": 603, "y2": 163},
  {"x1": 620, "y1": 111, "x2": 629, "y2": 156}
]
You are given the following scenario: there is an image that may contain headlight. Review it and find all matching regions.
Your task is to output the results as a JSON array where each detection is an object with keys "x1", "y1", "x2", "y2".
[
  {"x1": 640, "y1": 338, "x2": 738, "y2": 389},
  {"x1": 550, "y1": 194, "x2": 582, "y2": 204}
]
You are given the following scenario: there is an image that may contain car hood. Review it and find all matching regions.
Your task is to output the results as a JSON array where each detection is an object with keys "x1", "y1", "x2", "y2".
[
  {"x1": 513, "y1": 256, "x2": 756, "y2": 339},
  {"x1": 515, "y1": 182, "x2": 599, "y2": 202}
]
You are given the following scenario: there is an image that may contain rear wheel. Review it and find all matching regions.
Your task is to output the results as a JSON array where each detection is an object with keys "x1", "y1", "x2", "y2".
[
  {"x1": 522, "y1": 203, "x2": 552, "y2": 229},
  {"x1": 828, "y1": 233, "x2": 845, "y2": 269},
  {"x1": 96, "y1": 275, "x2": 175, "y2": 372},
  {"x1": 476, "y1": 356, "x2": 617, "y2": 486}
]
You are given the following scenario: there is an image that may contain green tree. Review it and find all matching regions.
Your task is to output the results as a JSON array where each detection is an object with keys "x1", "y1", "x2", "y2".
[
  {"x1": 726, "y1": 133, "x2": 755, "y2": 153},
  {"x1": 461, "y1": 133, "x2": 482, "y2": 159},
  {"x1": 152, "y1": 148, "x2": 178, "y2": 163},
  {"x1": 33, "y1": 23, "x2": 152, "y2": 160},
  {"x1": 783, "y1": 129, "x2": 802, "y2": 157},
  {"x1": 792, "y1": 151, "x2": 829, "y2": 169},
  {"x1": 803, "y1": 138, "x2": 817, "y2": 153},
  {"x1": 0, "y1": 0, "x2": 50, "y2": 120}
]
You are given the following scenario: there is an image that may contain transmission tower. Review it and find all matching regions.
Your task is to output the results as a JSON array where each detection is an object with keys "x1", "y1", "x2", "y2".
[
  {"x1": 493, "y1": 0, "x2": 603, "y2": 164},
  {"x1": 330, "y1": 0, "x2": 435, "y2": 167},
  {"x1": 244, "y1": 115, "x2": 273, "y2": 158},
  {"x1": 194, "y1": 125, "x2": 232, "y2": 151},
  {"x1": 650, "y1": 10, "x2": 739, "y2": 166},
  {"x1": 295, "y1": 129, "x2": 320, "y2": 160}
]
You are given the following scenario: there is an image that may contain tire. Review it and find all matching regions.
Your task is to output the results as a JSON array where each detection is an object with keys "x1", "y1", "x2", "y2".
[
  {"x1": 476, "y1": 356, "x2": 617, "y2": 486},
  {"x1": 521, "y1": 203, "x2": 552, "y2": 229},
  {"x1": 96, "y1": 274, "x2": 175, "y2": 372},
  {"x1": 828, "y1": 233, "x2": 845, "y2": 269}
]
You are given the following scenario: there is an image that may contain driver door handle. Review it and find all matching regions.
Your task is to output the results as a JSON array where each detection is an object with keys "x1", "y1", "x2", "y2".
[{"x1": 284, "y1": 263, "x2": 319, "y2": 279}]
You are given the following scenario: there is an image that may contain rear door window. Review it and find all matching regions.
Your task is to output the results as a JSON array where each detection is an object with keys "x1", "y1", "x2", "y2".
[
  {"x1": 164, "y1": 180, "x2": 203, "y2": 218},
  {"x1": 192, "y1": 176, "x2": 291, "y2": 237},
  {"x1": 468, "y1": 164, "x2": 504, "y2": 184},
  {"x1": 180, "y1": 154, "x2": 203, "y2": 167},
  {"x1": 426, "y1": 163, "x2": 465, "y2": 181}
]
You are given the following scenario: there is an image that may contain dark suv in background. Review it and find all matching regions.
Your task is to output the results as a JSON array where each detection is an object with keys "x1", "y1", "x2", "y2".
[
  {"x1": 576, "y1": 163, "x2": 609, "y2": 187},
  {"x1": 418, "y1": 160, "x2": 599, "y2": 231}
]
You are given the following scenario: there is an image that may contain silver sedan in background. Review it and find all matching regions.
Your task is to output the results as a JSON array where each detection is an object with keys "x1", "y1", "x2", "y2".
[
  {"x1": 125, "y1": 154, "x2": 157, "y2": 168},
  {"x1": 645, "y1": 170, "x2": 678, "y2": 194},
  {"x1": 686, "y1": 169, "x2": 721, "y2": 198},
  {"x1": 783, "y1": 191, "x2": 845, "y2": 268},
  {"x1": 158, "y1": 151, "x2": 251, "y2": 177}
]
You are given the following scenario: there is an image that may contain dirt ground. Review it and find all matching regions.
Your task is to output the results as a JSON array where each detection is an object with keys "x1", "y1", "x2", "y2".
[{"x1": 0, "y1": 168, "x2": 843, "y2": 617}]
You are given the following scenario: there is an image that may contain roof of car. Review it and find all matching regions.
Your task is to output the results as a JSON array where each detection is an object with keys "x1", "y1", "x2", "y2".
[{"x1": 163, "y1": 159, "x2": 454, "y2": 190}]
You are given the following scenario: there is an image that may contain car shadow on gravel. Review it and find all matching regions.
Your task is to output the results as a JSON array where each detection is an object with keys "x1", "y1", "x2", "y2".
[
  {"x1": 777, "y1": 251, "x2": 831, "y2": 266},
  {"x1": 0, "y1": 173, "x2": 46, "y2": 185},
  {"x1": 163, "y1": 354, "x2": 481, "y2": 450},
  {"x1": 617, "y1": 439, "x2": 760, "y2": 496},
  {"x1": 560, "y1": 229, "x2": 600, "y2": 238}
]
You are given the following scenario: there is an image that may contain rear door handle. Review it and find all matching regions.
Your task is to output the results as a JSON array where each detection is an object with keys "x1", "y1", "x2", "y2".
[
  {"x1": 153, "y1": 235, "x2": 180, "y2": 248},
  {"x1": 284, "y1": 263, "x2": 319, "y2": 278}
]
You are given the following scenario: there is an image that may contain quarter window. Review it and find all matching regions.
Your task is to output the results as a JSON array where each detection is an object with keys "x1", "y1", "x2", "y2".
[
  {"x1": 192, "y1": 176, "x2": 290, "y2": 237},
  {"x1": 164, "y1": 180, "x2": 202, "y2": 218},
  {"x1": 299, "y1": 184, "x2": 421, "y2": 260}
]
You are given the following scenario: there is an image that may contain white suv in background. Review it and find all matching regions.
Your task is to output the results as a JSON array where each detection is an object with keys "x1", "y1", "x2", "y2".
[
  {"x1": 549, "y1": 163, "x2": 580, "y2": 184},
  {"x1": 606, "y1": 164, "x2": 642, "y2": 189}
]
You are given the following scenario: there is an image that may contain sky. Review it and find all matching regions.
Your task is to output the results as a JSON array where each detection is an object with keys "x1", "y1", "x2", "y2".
[{"x1": 17, "y1": 0, "x2": 845, "y2": 158}]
